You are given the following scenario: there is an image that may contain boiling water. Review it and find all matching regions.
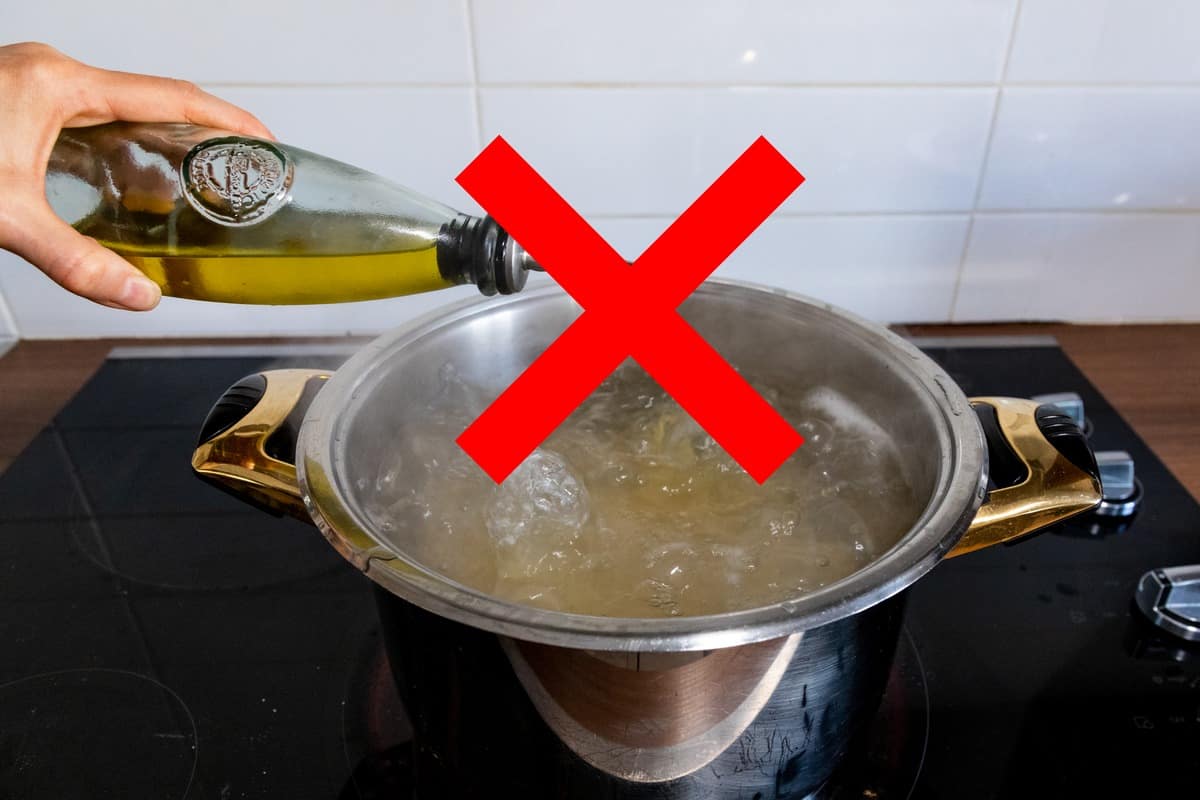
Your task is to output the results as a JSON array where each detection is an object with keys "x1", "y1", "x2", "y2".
[{"x1": 362, "y1": 362, "x2": 923, "y2": 618}]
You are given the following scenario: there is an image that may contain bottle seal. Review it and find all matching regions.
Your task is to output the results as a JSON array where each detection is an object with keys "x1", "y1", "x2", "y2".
[{"x1": 182, "y1": 137, "x2": 293, "y2": 225}]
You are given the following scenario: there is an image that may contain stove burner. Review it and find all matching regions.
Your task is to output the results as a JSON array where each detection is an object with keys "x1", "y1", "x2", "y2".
[
  {"x1": 28, "y1": 424, "x2": 344, "y2": 594},
  {"x1": 817, "y1": 627, "x2": 929, "y2": 800},
  {"x1": 339, "y1": 634, "x2": 413, "y2": 799},
  {"x1": 66, "y1": 512, "x2": 343, "y2": 592},
  {"x1": 50, "y1": 417, "x2": 340, "y2": 592},
  {"x1": 0, "y1": 669, "x2": 197, "y2": 798}
]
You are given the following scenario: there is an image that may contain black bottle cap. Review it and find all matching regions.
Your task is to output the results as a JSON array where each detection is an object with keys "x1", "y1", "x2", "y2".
[{"x1": 437, "y1": 214, "x2": 529, "y2": 296}]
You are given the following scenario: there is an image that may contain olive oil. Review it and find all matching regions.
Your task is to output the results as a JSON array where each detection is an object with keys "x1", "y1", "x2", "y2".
[
  {"x1": 47, "y1": 122, "x2": 541, "y2": 304},
  {"x1": 102, "y1": 245, "x2": 448, "y2": 305}
]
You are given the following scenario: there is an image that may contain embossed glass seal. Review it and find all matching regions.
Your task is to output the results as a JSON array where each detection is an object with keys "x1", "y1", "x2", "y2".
[{"x1": 181, "y1": 137, "x2": 293, "y2": 226}]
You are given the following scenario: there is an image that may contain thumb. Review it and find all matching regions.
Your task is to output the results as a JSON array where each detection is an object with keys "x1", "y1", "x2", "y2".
[{"x1": 4, "y1": 204, "x2": 162, "y2": 310}]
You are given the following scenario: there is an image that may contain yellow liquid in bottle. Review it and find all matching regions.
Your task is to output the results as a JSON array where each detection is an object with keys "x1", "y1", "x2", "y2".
[
  {"x1": 53, "y1": 123, "x2": 473, "y2": 305},
  {"x1": 105, "y1": 242, "x2": 452, "y2": 305}
]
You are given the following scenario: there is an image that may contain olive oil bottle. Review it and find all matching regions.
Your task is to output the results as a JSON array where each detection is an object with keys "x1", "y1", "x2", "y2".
[{"x1": 45, "y1": 123, "x2": 541, "y2": 304}]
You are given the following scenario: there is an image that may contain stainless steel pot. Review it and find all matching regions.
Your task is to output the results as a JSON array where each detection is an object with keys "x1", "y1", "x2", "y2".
[{"x1": 192, "y1": 281, "x2": 1102, "y2": 798}]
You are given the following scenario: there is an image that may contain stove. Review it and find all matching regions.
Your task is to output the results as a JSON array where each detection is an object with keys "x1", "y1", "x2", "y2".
[{"x1": 0, "y1": 338, "x2": 1197, "y2": 799}]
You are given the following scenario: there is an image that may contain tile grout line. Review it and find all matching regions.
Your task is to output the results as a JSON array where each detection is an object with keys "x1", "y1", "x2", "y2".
[
  {"x1": 480, "y1": 81, "x2": 1200, "y2": 90},
  {"x1": 582, "y1": 208, "x2": 1200, "y2": 220},
  {"x1": 462, "y1": 0, "x2": 487, "y2": 152},
  {"x1": 197, "y1": 81, "x2": 1200, "y2": 91},
  {"x1": 949, "y1": 0, "x2": 1025, "y2": 323},
  {"x1": 0, "y1": 282, "x2": 20, "y2": 341}
]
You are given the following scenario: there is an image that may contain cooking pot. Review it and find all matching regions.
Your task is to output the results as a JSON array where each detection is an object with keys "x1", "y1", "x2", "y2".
[{"x1": 192, "y1": 281, "x2": 1102, "y2": 798}]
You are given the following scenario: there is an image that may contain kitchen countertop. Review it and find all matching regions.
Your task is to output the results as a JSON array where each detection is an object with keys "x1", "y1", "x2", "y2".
[{"x1": 1, "y1": 325, "x2": 1197, "y2": 502}]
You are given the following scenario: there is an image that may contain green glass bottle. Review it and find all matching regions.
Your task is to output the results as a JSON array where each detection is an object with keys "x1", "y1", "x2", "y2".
[{"x1": 46, "y1": 122, "x2": 540, "y2": 304}]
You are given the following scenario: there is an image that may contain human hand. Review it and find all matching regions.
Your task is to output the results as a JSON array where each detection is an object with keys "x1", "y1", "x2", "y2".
[{"x1": 0, "y1": 42, "x2": 272, "y2": 310}]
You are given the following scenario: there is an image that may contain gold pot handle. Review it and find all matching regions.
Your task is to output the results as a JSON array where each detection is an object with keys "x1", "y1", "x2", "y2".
[
  {"x1": 947, "y1": 397, "x2": 1103, "y2": 558},
  {"x1": 191, "y1": 369, "x2": 332, "y2": 522}
]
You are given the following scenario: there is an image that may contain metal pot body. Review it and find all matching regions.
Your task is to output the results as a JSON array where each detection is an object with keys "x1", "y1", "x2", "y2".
[
  {"x1": 191, "y1": 280, "x2": 1102, "y2": 797},
  {"x1": 374, "y1": 585, "x2": 905, "y2": 799},
  {"x1": 297, "y1": 282, "x2": 990, "y2": 651}
]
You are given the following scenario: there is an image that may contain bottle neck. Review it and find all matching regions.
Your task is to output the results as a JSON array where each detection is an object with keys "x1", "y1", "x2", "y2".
[{"x1": 437, "y1": 214, "x2": 541, "y2": 296}]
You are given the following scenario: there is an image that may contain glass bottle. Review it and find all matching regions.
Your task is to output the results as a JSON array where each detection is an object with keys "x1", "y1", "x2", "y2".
[{"x1": 45, "y1": 122, "x2": 541, "y2": 304}]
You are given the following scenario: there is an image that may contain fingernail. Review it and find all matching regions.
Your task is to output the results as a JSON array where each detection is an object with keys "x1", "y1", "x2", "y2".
[{"x1": 117, "y1": 276, "x2": 161, "y2": 310}]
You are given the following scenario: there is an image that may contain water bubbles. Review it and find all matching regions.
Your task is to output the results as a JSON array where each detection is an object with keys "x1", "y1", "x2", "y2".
[
  {"x1": 797, "y1": 418, "x2": 836, "y2": 456},
  {"x1": 375, "y1": 466, "x2": 400, "y2": 494},
  {"x1": 636, "y1": 579, "x2": 681, "y2": 615},
  {"x1": 486, "y1": 449, "x2": 589, "y2": 547},
  {"x1": 766, "y1": 510, "x2": 799, "y2": 538},
  {"x1": 485, "y1": 450, "x2": 592, "y2": 583},
  {"x1": 644, "y1": 541, "x2": 700, "y2": 582},
  {"x1": 359, "y1": 360, "x2": 920, "y2": 619},
  {"x1": 711, "y1": 543, "x2": 756, "y2": 573}
]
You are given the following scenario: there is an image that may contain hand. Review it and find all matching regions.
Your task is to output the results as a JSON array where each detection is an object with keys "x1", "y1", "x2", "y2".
[{"x1": 0, "y1": 42, "x2": 272, "y2": 310}]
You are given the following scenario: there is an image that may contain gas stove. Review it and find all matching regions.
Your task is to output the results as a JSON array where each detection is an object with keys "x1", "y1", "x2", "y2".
[{"x1": 0, "y1": 338, "x2": 1197, "y2": 799}]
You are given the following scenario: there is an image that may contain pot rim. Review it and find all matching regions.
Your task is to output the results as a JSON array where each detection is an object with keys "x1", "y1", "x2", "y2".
[{"x1": 296, "y1": 279, "x2": 988, "y2": 652}]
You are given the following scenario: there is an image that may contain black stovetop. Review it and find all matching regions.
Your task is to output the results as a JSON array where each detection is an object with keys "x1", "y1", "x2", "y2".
[{"x1": 1, "y1": 340, "x2": 1197, "y2": 799}]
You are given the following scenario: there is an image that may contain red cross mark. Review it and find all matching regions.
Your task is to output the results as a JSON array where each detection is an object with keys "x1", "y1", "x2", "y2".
[{"x1": 456, "y1": 136, "x2": 806, "y2": 484}]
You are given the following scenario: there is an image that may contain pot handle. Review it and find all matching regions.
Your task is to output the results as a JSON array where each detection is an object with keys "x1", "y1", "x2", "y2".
[
  {"x1": 191, "y1": 369, "x2": 332, "y2": 522},
  {"x1": 946, "y1": 397, "x2": 1103, "y2": 558}
]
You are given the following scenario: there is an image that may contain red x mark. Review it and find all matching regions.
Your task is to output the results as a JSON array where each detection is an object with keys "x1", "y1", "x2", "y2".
[{"x1": 456, "y1": 136, "x2": 806, "y2": 484}]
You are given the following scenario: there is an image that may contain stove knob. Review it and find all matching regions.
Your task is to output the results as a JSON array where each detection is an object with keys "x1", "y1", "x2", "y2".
[
  {"x1": 1136, "y1": 566, "x2": 1200, "y2": 642},
  {"x1": 1093, "y1": 450, "x2": 1143, "y2": 517},
  {"x1": 1031, "y1": 392, "x2": 1090, "y2": 435}
]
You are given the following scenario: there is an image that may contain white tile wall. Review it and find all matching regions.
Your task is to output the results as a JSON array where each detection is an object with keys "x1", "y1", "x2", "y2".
[
  {"x1": 480, "y1": 88, "x2": 995, "y2": 214},
  {"x1": 471, "y1": 0, "x2": 1019, "y2": 85},
  {"x1": 980, "y1": 89, "x2": 1200, "y2": 210},
  {"x1": 1007, "y1": 0, "x2": 1200, "y2": 84},
  {"x1": 956, "y1": 213, "x2": 1200, "y2": 322},
  {"x1": 3, "y1": 0, "x2": 1200, "y2": 338},
  {"x1": 5, "y1": 1, "x2": 472, "y2": 84},
  {"x1": 206, "y1": 86, "x2": 482, "y2": 211},
  {"x1": 593, "y1": 215, "x2": 970, "y2": 323}
]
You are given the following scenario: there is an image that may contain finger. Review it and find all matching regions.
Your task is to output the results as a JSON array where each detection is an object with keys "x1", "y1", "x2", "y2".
[
  {"x1": 68, "y1": 68, "x2": 274, "y2": 139},
  {"x1": 3, "y1": 202, "x2": 161, "y2": 310}
]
